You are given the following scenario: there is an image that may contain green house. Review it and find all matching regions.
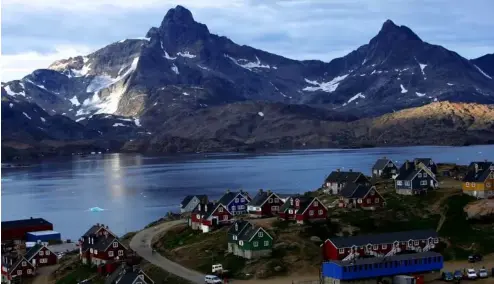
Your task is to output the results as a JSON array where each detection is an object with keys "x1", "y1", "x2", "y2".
[{"x1": 227, "y1": 220, "x2": 273, "y2": 259}]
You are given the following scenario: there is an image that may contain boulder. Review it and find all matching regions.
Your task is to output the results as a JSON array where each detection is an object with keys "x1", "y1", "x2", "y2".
[
  {"x1": 310, "y1": 236, "x2": 322, "y2": 242},
  {"x1": 464, "y1": 199, "x2": 494, "y2": 219}
]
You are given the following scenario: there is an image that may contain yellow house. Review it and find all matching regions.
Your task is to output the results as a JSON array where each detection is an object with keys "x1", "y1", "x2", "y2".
[{"x1": 462, "y1": 161, "x2": 494, "y2": 198}]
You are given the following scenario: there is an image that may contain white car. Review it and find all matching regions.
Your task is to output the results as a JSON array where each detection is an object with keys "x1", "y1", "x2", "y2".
[
  {"x1": 466, "y1": 268, "x2": 477, "y2": 279},
  {"x1": 478, "y1": 268, "x2": 488, "y2": 278},
  {"x1": 204, "y1": 275, "x2": 222, "y2": 284}
]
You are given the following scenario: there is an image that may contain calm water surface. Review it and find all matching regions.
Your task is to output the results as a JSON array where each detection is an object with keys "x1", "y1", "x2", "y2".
[{"x1": 2, "y1": 145, "x2": 493, "y2": 240}]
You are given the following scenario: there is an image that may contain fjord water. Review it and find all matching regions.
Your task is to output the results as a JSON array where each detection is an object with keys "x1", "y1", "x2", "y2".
[{"x1": 2, "y1": 145, "x2": 493, "y2": 240}]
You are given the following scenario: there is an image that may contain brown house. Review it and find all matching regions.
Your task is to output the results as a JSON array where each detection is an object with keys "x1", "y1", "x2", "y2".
[
  {"x1": 279, "y1": 195, "x2": 328, "y2": 224},
  {"x1": 462, "y1": 161, "x2": 494, "y2": 199},
  {"x1": 79, "y1": 224, "x2": 128, "y2": 266},
  {"x1": 338, "y1": 184, "x2": 385, "y2": 210},
  {"x1": 1, "y1": 254, "x2": 35, "y2": 284},
  {"x1": 25, "y1": 243, "x2": 58, "y2": 267}
]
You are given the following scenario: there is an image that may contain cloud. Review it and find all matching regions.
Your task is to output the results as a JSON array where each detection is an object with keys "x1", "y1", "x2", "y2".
[
  {"x1": 1, "y1": 45, "x2": 93, "y2": 82},
  {"x1": 2, "y1": 0, "x2": 493, "y2": 82}
]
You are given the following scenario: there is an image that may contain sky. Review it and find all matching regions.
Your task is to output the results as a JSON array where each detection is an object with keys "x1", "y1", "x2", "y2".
[{"x1": 1, "y1": 0, "x2": 493, "y2": 82}]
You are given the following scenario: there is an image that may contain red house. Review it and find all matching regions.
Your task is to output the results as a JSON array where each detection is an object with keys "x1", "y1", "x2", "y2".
[
  {"x1": 322, "y1": 230, "x2": 439, "y2": 261},
  {"x1": 247, "y1": 189, "x2": 285, "y2": 218},
  {"x1": 24, "y1": 244, "x2": 58, "y2": 267},
  {"x1": 338, "y1": 184, "x2": 385, "y2": 210},
  {"x1": 279, "y1": 196, "x2": 328, "y2": 224},
  {"x1": 79, "y1": 224, "x2": 128, "y2": 266},
  {"x1": 1, "y1": 255, "x2": 35, "y2": 284},
  {"x1": 190, "y1": 202, "x2": 232, "y2": 233},
  {"x1": 1, "y1": 218, "x2": 53, "y2": 241}
]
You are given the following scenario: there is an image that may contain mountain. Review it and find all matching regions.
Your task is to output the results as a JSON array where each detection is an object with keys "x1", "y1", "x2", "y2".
[
  {"x1": 1, "y1": 6, "x2": 494, "y2": 159},
  {"x1": 471, "y1": 54, "x2": 494, "y2": 79}
]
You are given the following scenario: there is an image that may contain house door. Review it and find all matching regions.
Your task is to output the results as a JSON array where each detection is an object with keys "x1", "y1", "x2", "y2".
[
  {"x1": 32, "y1": 259, "x2": 36, "y2": 266},
  {"x1": 271, "y1": 206, "x2": 279, "y2": 213},
  {"x1": 212, "y1": 217, "x2": 219, "y2": 227},
  {"x1": 430, "y1": 180, "x2": 434, "y2": 187}
]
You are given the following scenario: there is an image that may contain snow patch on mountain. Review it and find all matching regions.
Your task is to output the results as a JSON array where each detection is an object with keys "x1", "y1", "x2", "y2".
[
  {"x1": 119, "y1": 37, "x2": 150, "y2": 43},
  {"x1": 415, "y1": 58, "x2": 427, "y2": 79},
  {"x1": 347, "y1": 93, "x2": 365, "y2": 104},
  {"x1": 400, "y1": 84, "x2": 408, "y2": 93},
  {"x1": 4, "y1": 84, "x2": 26, "y2": 97},
  {"x1": 258, "y1": 111, "x2": 264, "y2": 117},
  {"x1": 134, "y1": 118, "x2": 141, "y2": 127},
  {"x1": 75, "y1": 117, "x2": 86, "y2": 122},
  {"x1": 70, "y1": 96, "x2": 81, "y2": 106},
  {"x1": 86, "y1": 57, "x2": 139, "y2": 93},
  {"x1": 9, "y1": 103, "x2": 13, "y2": 108},
  {"x1": 112, "y1": 123, "x2": 127, "y2": 127},
  {"x1": 197, "y1": 65, "x2": 210, "y2": 71},
  {"x1": 40, "y1": 117, "x2": 46, "y2": 123},
  {"x1": 416, "y1": 92, "x2": 426, "y2": 97},
  {"x1": 182, "y1": 92, "x2": 190, "y2": 96},
  {"x1": 171, "y1": 64, "x2": 179, "y2": 74},
  {"x1": 177, "y1": 51, "x2": 196, "y2": 58},
  {"x1": 302, "y1": 74, "x2": 348, "y2": 93},
  {"x1": 225, "y1": 54, "x2": 273, "y2": 70},
  {"x1": 447, "y1": 83, "x2": 455, "y2": 86},
  {"x1": 473, "y1": 65, "x2": 492, "y2": 79},
  {"x1": 25, "y1": 80, "x2": 49, "y2": 91},
  {"x1": 22, "y1": 112, "x2": 31, "y2": 120}
]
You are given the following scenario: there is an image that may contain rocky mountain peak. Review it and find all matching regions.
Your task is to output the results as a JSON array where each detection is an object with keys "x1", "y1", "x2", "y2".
[
  {"x1": 158, "y1": 5, "x2": 210, "y2": 47},
  {"x1": 372, "y1": 19, "x2": 422, "y2": 44},
  {"x1": 162, "y1": 5, "x2": 195, "y2": 25}
]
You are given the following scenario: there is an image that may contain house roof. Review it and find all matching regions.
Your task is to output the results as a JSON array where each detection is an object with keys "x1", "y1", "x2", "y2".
[
  {"x1": 249, "y1": 191, "x2": 271, "y2": 207},
  {"x1": 83, "y1": 224, "x2": 117, "y2": 238},
  {"x1": 228, "y1": 220, "x2": 253, "y2": 236},
  {"x1": 396, "y1": 161, "x2": 437, "y2": 182},
  {"x1": 192, "y1": 202, "x2": 225, "y2": 219},
  {"x1": 325, "y1": 171, "x2": 364, "y2": 183},
  {"x1": 326, "y1": 229, "x2": 438, "y2": 248},
  {"x1": 24, "y1": 244, "x2": 48, "y2": 261},
  {"x1": 81, "y1": 235, "x2": 120, "y2": 252},
  {"x1": 329, "y1": 251, "x2": 441, "y2": 267},
  {"x1": 181, "y1": 195, "x2": 208, "y2": 207},
  {"x1": 1, "y1": 218, "x2": 52, "y2": 229},
  {"x1": 414, "y1": 158, "x2": 433, "y2": 166},
  {"x1": 463, "y1": 162, "x2": 493, "y2": 182},
  {"x1": 106, "y1": 264, "x2": 154, "y2": 284},
  {"x1": 372, "y1": 159, "x2": 393, "y2": 171},
  {"x1": 238, "y1": 225, "x2": 272, "y2": 242},
  {"x1": 218, "y1": 191, "x2": 249, "y2": 207},
  {"x1": 340, "y1": 183, "x2": 374, "y2": 199}
]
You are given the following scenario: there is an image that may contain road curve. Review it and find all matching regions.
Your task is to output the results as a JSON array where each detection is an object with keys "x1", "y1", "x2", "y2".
[{"x1": 129, "y1": 220, "x2": 204, "y2": 284}]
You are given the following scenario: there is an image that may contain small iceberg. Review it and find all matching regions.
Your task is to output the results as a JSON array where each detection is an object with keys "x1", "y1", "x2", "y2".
[
  {"x1": 88, "y1": 207, "x2": 105, "y2": 212},
  {"x1": 1, "y1": 178, "x2": 12, "y2": 182}
]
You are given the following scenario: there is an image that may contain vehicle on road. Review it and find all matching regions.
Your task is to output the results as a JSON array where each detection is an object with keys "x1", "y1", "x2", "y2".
[
  {"x1": 478, "y1": 268, "x2": 488, "y2": 278},
  {"x1": 205, "y1": 274, "x2": 223, "y2": 284},
  {"x1": 468, "y1": 254, "x2": 482, "y2": 263},
  {"x1": 465, "y1": 268, "x2": 477, "y2": 280},
  {"x1": 441, "y1": 271, "x2": 454, "y2": 281},
  {"x1": 453, "y1": 270, "x2": 463, "y2": 280}
]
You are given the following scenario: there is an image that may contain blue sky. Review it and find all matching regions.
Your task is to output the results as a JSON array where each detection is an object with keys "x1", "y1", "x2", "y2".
[{"x1": 2, "y1": 0, "x2": 493, "y2": 82}]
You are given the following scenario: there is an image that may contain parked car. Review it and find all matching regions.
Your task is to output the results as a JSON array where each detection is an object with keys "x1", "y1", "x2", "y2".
[
  {"x1": 442, "y1": 271, "x2": 454, "y2": 281},
  {"x1": 468, "y1": 254, "x2": 482, "y2": 263},
  {"x1": 204, "y1": 275, "x2": 222, "y2": 284},
  {"x1": 465, "y1": 268, "x2": 477, "y2": 280},
  {"x1": 453, "y1": 270, "x2": 463, "y2": 280},
  {"x1": 478, "y1": 268, "x2": 488, "y2": 279}
]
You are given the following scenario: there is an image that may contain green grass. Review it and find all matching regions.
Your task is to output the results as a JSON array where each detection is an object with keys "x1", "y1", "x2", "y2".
[
  {"x1": 55, "y1": 265, "x2": 103, "y2": 284},
  {"x1": 156, "y1": 226, "x2": 204, "y2": 250}
]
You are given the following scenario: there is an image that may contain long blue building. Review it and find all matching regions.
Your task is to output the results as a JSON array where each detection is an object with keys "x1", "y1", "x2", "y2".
[{"x1": 322, "y1": 251, "x2": 443, "y2": 283}]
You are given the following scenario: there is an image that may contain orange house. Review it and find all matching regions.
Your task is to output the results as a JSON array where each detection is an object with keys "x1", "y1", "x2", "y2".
[{"x1": 462, "y1": 161, "x2": 494, "y2": 199}]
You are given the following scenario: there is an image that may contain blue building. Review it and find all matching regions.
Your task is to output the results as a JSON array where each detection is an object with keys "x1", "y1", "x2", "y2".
[
  {"x1": 322, "y1": 251, "x2": 443, "y2": 283},
  {"x1": 218, "y1": 190, "x2": 251, "y2": 215}
]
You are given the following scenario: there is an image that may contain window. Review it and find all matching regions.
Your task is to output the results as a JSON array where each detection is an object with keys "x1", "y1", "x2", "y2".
[
  {"x1": 27, "y1": 269, "x2": 32, "y2": 274},
  {"x1": 118, "y1": 250, "x2": 123, "y2": 256},
  {"x1": 472, "y1": 183, "x2": 476, "y2": 187},
  {"x1": 487, "y1": 183, "x2": 492, "y2": 188},
  {"x1": 421, "y1": 180, "x2": 427, "y2": 185},
  {"x1": 22, "y1": 261, "x2": 26, "y2": 267},
  {"x1": 288, "y1": 209, "x2": 293, "y2": 214},
  {"x1": 405, "y1": 181, "x2": 411, "y2": 186},
  {"x1": 366, "y1": 199, "x2": 371, "y2": 204},
  {"x1": 375, "y1": 198, "x2": 379, "y2": 203},
  {"x1": 259, "y1": 231, "x2": 263, "y2": 237},
  {"x1": 196, "y1": 214, "x2": 200, "y2": 219},
  {"x1": 233, "y1": 235, "x2": 237, "y2": 240},
  {"x1": 232, "y1": 205, "x2": 236, "y2": 211},
  {"x1": 382, "y1": 244, "x2": 387, "y2": 249},
  {"x1": 318, "y1": 209, "x2": 323, "y2": 215},
  {"x1": 264, "y1": 241, "x2": 269, "y2": 246},
  {"x1": 418, "y1": 173, "x2": 422, "y2": 178},
  {"x1": 94, "y1": 250, "x2": 98, "y2": 255},
  {"x1": 423, "y1": 173, "x2": 427, "y2": 178},
  {"x1": 339, "y1": 248, "x2": 344, "y2": 254},
  {"x1": 90, "y1": 248, "x2": 93, "y2": 253},
  {"x1": 309, "y1": 210, "x2": 314, "y2": 216},
  {"x1": 108, "y1": 251, "x2": 114, "y2": 257},
  {"x1": 290, "y1": 199, "x2": 294, "y2": 205},
  {"x1": 434, "y1": 238, "x2": 439, "y2": 244},
  {"x1": 46, "y1": 250, "x2": 50, "y2": 255},
  {"x1": 357, "y1": 199, "x2": 363, "y2": 204},
  {"x1": 391, "y1": 169, "x2": 396, "y2": 173},
  {"x1": 253, "y1": 241, "x2": 258, "y2": 247},
  {"x1": 223, "y1": 215, "x2": 228, "y2": 220},
  {"x1": 239, "y1": 241, "x2": 244, "y2": 246},
  {"x1": 314, "y1": 201, "x2": 319, "y2": 207},
  {"x1": 295, "y1": 200, "x2": 300, "y2": 207},
  {"x1": 113, "y1": 242, "x2": 118, "y2": 248},
  {"x1": 397, "y1": 180, "x2": 403, "y2": 185},
  {"x1": 240, "y1": 198, "x2": 245, "y2": 202},
  {"x1": 219, "y1": 207, "x2": 223, "y2": 212},
  {"x1": 414, "y1": 241, "x2": 419, "y2": 246},
  {"x1": 17, "y1": 270, "x2": 22, "y2": 275},
  {"x1": 39, "y1": 251, "x2": 44, "y2": 256},
  {"x1": 466, "y1": 182, "x2": 470, "y2": 187},
  {"x1": 235, "y1": 198, "x2": 239, "y2": 203},
  {"x1": 373, "y1": 245, "x2": 378, "y2": 250},
  {"x1": 274, "y1": 198, "x2": 279, "y2": 203}
]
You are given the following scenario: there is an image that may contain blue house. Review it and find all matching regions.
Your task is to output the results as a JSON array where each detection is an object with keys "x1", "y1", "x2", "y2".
[
  {"x1": 322, "y1": 251, "x2": 443, "y2": 283},
  {"x1": 218, "y1": 190, "x2": 251, "y2": 215}
]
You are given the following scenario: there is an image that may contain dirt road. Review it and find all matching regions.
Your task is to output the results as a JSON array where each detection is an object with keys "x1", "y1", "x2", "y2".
[{"x1": 129, "y1": 220, "x2": 204, "y2": 284}]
